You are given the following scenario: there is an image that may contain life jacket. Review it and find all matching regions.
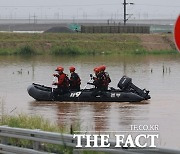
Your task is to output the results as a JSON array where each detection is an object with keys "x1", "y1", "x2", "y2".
[
  {"x1": 104, "y1": 72, "x2": 111, "y2": 85},
  {"x1": 94, "y1": 71, "x2": 111, "y2": 88},
  {"x1": 70, "y1": 72, "x2": 81, "y2": 87},
  {"x1": 57, "y1": 73, "x2": 69, "y2": 88},
  {"x1": 93, "y1": 72, "x2": 106, "y2": 88}
]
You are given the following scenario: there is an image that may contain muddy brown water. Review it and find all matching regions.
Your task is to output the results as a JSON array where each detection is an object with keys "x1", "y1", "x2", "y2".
[{"x1": 0, "y1": 54, "x2": 180, "y2": 149}]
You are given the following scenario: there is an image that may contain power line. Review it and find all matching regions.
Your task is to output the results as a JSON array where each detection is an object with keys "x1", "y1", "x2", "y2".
[
  {"x1": 0, "y1": 3, "x2": 180, "y2": 8},
  {"x1": 135, "y1": 3, "x2": 180, "y2": 8},
  {"x1": 0, "y1": 3, "x2": 121, "y2": 8}
]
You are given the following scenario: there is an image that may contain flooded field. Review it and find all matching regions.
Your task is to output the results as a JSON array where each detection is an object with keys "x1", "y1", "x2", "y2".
[{"x1": 0, "y1": 54, "x2": 180, "y2": 149}]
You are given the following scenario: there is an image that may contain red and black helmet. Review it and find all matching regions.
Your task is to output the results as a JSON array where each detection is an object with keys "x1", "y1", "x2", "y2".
[
  {"x1": 55, "y1": 66, "x2": 64, "y2": 72},
  {"x1": 94, "y1": 67, "x2": 100, "y2": 73},
  {"x1": 99, "y1": 65, "x2": 106, "y2": 71},
  {"x1": 69, "y1": 66, "x2": 75, "y2": 72}
]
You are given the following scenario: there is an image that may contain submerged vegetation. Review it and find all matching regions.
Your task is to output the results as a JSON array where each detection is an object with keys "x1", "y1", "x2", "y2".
[
  {"x1": 0, "y1": 32, "x2": 177, "y2": 55},
  {"x1": 14, "y1": 45, "x2": 36, "y2": 55}
]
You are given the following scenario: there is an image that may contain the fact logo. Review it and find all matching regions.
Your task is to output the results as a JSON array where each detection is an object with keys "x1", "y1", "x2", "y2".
[
  {"x1": 73, "y1": 125, "x2": 159, "y2": 148},
  {"x1": 174, "y1": 15, "x2": 180, "y2": 52}
]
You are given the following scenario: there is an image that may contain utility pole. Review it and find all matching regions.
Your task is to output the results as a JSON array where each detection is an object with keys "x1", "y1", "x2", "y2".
[
  {"x1": 123, "y1": 0, "x2": 134, "y2": 25},
  {"x1": 123, "y1": 0, "x2": 127, "y2": 25},
  {"x1": 32, "y1": 13, "x2": 37, "y2": 24}
]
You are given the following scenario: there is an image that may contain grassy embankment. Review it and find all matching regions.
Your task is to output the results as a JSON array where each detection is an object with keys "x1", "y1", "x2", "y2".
[
  {"x1": 0, "y1": 98, "x2": 79, "y2": 153},
  {"x1": 0, "y1": 32, "x2": 177, "y2": 55},
  {"x1": 0, "y1": 114, "x2": 74, "y2": 153},
  {"x1": 0, "y1": 111, "x2": 103, "y2": 153},
  {"x1": 0, "y1": 99, "x2": 103, "y2": 153}
]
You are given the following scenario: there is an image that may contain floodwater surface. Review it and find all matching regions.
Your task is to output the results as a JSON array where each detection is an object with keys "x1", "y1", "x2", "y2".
[{"x1": 0, "y1": 54, "x2": 180, "y2": 149}]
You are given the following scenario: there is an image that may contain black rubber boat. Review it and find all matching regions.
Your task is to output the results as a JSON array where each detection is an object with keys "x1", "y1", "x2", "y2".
[{"x1": 27, "y1": 76, "x2": 151, "y2": 102}]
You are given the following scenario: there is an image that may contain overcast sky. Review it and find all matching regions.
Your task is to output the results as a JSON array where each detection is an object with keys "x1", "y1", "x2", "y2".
[{"x1": 0, "y1": 0, "x2": 180, "y2": 20}]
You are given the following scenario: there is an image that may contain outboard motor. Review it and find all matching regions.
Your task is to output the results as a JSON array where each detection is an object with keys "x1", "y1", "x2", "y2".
[
  {"x1": 118, "y1": 76, "x2": 150, "y2": 100},
  {"x1": 118, "y1": 76, "x2": 132, "y2": 90}
]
